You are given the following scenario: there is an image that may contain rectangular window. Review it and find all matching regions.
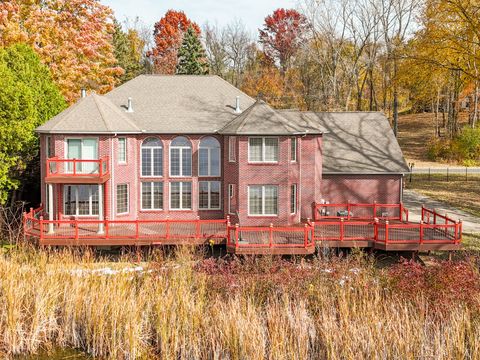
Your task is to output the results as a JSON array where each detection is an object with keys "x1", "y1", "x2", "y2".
[
  {"x1": 141, "y1": 147, "x2": 163, "y2": 177},
  {"x1": 46, "y1": 136, "x2": 52, "y2": 158},
  {"x1": 248, "y1": 185, "x2": 278, "y2": 216},
  {"x1": 64, "y1": 185, "x2": 99, "y2": 216},
  {"x1": 170, "y1": 182, "x2": 192, "y2": 210},
  {"x1": 229, "y1": 137, "x2": 236, "y2": 162},
  {"x1": 118, "y1": 138, "x2": 127, "y2": 164},
  {"x1": 248, "y1": 137, "x2": 279, "y2": 163},
  {"x1": 199, "y1": 181, "x2": 221, "y2": 210},
  {"x1": 290, "y1": 184, "x2": 297, "y2": 214},
  {"x1": 66, "y1": 138, "x2": 98, "y2": 173},
  {"x1": 170, "y1": 148, "x2": 192, "y2": 177},
  {"x1": 290, "y1": 137, "x2": 297, "y2": 162},
  {"x1": 116, "y1": 184, "x2": 129, "y2": 214},
  {"x1": 141, "y1": 182, "x2": 163, "y2": 210},
  {"x1": 228, "y1": 184, "x2": 235, "y2": 214}
]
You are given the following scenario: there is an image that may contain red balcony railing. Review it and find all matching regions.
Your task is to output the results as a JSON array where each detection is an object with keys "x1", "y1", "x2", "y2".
[
  {"x1": 46, "y1": 156, "x2": 110, "y2": 179},
  {"x1": 313, "y1": 202, "x2": 408, "y2": 222}
]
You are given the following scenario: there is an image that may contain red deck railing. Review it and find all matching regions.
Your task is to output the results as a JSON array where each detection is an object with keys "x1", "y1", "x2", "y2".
[
  {"x1": 226, "y1": 223, "x2": 314, "y2": 250},
  {"x1": 23, "y1": 204, "x2": 461, "y2": 250},
  {"x1": 313, "y1": 202, "x2": 409, "y2": 222},
  {"x1": 46, "y1": 156, "x2": 110, "y2": 178}
]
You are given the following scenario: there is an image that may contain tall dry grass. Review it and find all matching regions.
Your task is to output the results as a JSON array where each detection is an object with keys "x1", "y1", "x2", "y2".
[{"x1": 0, "y1": 245, "x2": 479, "y2": 359}]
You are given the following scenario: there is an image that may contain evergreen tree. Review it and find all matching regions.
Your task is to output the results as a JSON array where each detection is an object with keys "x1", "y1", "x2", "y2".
[
  {"x1": 176, "y1": 26, "x2": 209, "y2": 75},
  {"x1": 0, "y1": 44, "x2": 66, "y2": 204},
  {"x1": 113, "y1": 20, "x2": 146, "y2": 84}
]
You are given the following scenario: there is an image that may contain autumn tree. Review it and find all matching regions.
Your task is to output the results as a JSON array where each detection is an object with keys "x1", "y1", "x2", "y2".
[
  {"x1": 259, "y1": 8, "x2": 308, "y2": 73},
  {"x1": 0, "y1": 0, "x2": 122, "y2": 103},
  {"x1": 150, "y1": 10, "x2": 200, "y2": 74},
  {"x1": 0, "y1": 44, "x2": 66, "y2": 204},
  {"x1": 176, "y1": 26, "x2": 209, "y2": 75}
]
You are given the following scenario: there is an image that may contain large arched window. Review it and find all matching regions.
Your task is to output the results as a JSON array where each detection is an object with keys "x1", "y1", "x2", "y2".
[
  {"x1": 170, "y1": 136, "x2": 192, "y2": 177},
  {"x1": 141, "y1": 137, "x2": 163, "y2": 177},
  {"x1": 199, "y1": 136, "x2": 220, "y2": 176}
]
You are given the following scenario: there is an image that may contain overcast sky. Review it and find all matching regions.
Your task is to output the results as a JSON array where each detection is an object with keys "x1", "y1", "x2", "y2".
[{"x1": 103, "y1": 0, "x2": 298, "y2": 36}]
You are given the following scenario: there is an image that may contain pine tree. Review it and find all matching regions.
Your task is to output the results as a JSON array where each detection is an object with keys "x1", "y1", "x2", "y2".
[
  {"x1": 113, "y1": 20, "x2": 146, "y2": 84},
  {"x1": 176, "y1": 26, "x2": 209, "y2": 75}
]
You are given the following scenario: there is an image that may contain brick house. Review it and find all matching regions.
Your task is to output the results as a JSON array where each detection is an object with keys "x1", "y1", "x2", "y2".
[{"x1": 36, "y1": 75, "x2": 409, "y2": 231}]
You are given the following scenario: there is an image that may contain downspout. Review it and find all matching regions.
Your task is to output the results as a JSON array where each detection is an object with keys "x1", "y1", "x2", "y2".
[{"x1": 110, "y1": 136, "x2": 115, "y2": 220}]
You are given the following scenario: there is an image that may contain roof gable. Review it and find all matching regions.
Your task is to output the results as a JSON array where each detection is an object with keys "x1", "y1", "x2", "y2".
[
  {"x1": 218, "y1": 100, "x2": 303, "y2": 135},
  {"x1": 36, "y1": 94, "x2": 140, "y2": 133}
]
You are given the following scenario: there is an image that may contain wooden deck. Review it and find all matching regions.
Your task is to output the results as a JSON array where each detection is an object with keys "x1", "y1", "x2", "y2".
[{"x1": 24, "y1": 206, "x2": 462, "y2": 254}]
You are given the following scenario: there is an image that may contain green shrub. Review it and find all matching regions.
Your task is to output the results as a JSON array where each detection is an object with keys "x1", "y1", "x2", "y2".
[{"x1": 426, "y1": 127, "x2": 480, "y2": 165}]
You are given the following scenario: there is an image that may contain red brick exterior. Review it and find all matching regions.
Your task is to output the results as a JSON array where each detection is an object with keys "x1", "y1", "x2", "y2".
[
  {"x1": 39, "y1": 133, "x2": 402, "y2": 226},
  {"x1": 321, "y1": 174, "x2": 403, "y2": 204}
]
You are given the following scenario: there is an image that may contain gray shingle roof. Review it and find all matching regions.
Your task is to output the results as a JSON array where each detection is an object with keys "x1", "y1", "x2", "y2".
[
  {"x1": 218, "y1": 100, "x2": 313, "y2": 135},
  {"x1": 37, "y1": 75, "x2": 256, "y2": 134},
  {"x1": 280, "y1": 111, "x2": 409, "y2": 174},
  {"x1": 36, "y1": 94, "x2": 140, "y2": 133}
]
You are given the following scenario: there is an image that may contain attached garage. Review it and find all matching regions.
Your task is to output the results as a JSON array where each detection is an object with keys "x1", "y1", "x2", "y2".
[{"x1": 279, "y1": 110, "x2": 409, "y2": 205}]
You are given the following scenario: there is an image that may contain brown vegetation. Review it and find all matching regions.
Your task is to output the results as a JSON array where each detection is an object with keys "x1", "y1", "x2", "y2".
[{"x1": 1, "y1": 246, "x2": 480, "y2": 359}]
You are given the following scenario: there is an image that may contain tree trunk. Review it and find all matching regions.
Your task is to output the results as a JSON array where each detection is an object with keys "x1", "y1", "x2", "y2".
[{"x1": 392, "y1": 57, "x2": 399, "y2": 137}]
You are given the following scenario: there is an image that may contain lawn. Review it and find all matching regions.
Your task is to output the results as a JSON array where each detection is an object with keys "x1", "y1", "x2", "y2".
[
  {"x1": 1, "y1": 246, "x2": 480, "y2": 359},
  {"x1": 406, "y1": 176, "x2": 480, "y2": 218}
]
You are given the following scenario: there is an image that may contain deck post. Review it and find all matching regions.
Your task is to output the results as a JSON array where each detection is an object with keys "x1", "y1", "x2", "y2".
[
  {"x1": 269, "y1": 223, "x2": 273, "y2": 248},
  {"x1": 304, "y1": 223, "x2": 308, "y2": 247},
  {"x1": 340, "y1": 218, "x2": 344, "y2": 242},
  {"x1": 47, "y1": 183, "x2": 54, "y2": 234},
  {"x1": 311, "y1": 221, "x2": 315, "y2": 244},
  {"x1": 39, "y1": 216, "x2": 44, "y2": 243},
  {"x1": 399, "y1": 203, "x2": 403, "y2": 222},
  {"x1": 374, "y1": 218, "x2": 379, "y2": 242},
  {"x1": 235, "y1": 224, "x2": 239, "y2": 249},
  {"x1": 385, "y1": 220, "x2": 389, "y2": 244},
  {"x1": 97, "y1": 184, "x2": 104, "y2": 234},
  {"x1": 196, "y1": 216, "x2": 200, "y2": 239},
  {"x1": 421, "y1": 205, "x2": 424, "y2": 222},
  {"x1": 226, "y1": 216, "x2": 231, "y2": 247},
  {"x1": 419, "y1": 221, "x2": 424, "y2": 244},
  {"x1": 454, "y1": 220, "x2": 459, "y2": 244}
]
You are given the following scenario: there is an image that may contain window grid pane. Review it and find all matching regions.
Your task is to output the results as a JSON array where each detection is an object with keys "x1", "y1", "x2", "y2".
[
  {"x1": 199, "y1": 148, "x2": 209, "y2": 176},
  {"x1": 153, "y1": 182, "x2": 163, "y2": 209},
  {"x1": 210, "y1": 181, "x2": 220, "y2": 209},
  {"x1": 249, "y1": 186, "x2": 263, "y2": 215},
  {"x1": 153, "y1": 148, "x2": 163, "y2": 176},
  {"x1": 182, "y1": 182, "x2": 192, "y2": 209},
  {"x1": 249, "y1": 138, "x2": 263, "y2": 162},
  {"x1": 141, "y1": 149, "x2": 151, "y2": 176},
  {"x1": 116, "y1": 184, "x2": 128, "y2": 214},
  {"x1": 118, "y1": 138, "x2": 127, "y2": 163},
  {"x1": 199, "y1": 181, "x2": 209, "y2": 209},
  {"x1": 291, "y1": 138, "x2": 297, "y2": 162},
  {"x1": 170, "y1": 148, "x2": 180, "y2": 176},
  {"x1": 264, "y1": 186, "x2": 278, "y2": 215},
  {"x1": 182, "y1": 148, "x2": 192, "y2": 176},
  {"x1": 264, "y1": 138, "x2": 279, "y2": 162},
  {"x1": 142, "y1": 182, "x2": 152, "y2": 209},
  {"x1": 290, "y1": 184, "x2": 297, "y2": 214},
  {"x1": 229, "y1": 137, "x2": 236, "y2": 162},
  {"x1": 64, "y1": 185, "x2": 98, "y2": 216}
]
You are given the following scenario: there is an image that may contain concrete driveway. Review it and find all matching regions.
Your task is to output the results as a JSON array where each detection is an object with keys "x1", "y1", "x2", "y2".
[{"x1": 403, "y1": 189, "x2": 480, "y2": 233}]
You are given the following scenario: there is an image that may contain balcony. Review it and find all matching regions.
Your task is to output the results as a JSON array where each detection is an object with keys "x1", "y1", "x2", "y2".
[{"x1": 45, "y1": 156, "x2": 110, "y2": 184}]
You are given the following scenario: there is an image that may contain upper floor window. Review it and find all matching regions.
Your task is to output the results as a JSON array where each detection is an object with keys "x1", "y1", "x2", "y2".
[
  {"x1": 118, "y1": 138, "x2": 127, "y2": 164},
  {"x1": 248, "y1": 137, "x2": 279, "y2": 163},
  {"x1": 141, "y1": 137, "x2": 163, "y2": 177},
  {"x1": 46, "y1": 136, "x2": 52, "y2": 158},
  {"x1": 199, "y1": 136, "x2": 220, "y2": 176},
  {"x1": 170, "y1": 136, "x2": 192, "y2": 177},
  {"x1": 66, "y1": 138, "x2": 98, "y2": 174},
  {"x1": 228, "y1": 136, "x2": 236, "y2": 162},
  {"x1": 290, "y1": 137, "x2": 297, "y2": 162}
]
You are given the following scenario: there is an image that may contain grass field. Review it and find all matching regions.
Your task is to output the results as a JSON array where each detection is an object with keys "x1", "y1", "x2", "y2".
[
  {"x1": 406, "y1": 176, "x2": 480, "y2": 218},
  {"x1": 1, "y1": 245, "x2": 480, "y2": 359}
]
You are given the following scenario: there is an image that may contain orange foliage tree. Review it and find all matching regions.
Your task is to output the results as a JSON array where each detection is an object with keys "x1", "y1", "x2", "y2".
[
  {"x1": 149, "y1": 10, "x2": 201, "y2": 74},
  {"x1": 0, "y1": 0, "x2": 122, "y2": 103}
]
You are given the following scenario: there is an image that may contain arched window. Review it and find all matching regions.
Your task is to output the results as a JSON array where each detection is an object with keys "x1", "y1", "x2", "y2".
[
  {"x1": 170, "y1": 136, "x2": 192, "y2": 177},
  {"x1": 141, "y1": 137, "x2": 163, "y2": 177},
  {"x1": 199, "y1": 136, "x2": 221, "y2": 176}
]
